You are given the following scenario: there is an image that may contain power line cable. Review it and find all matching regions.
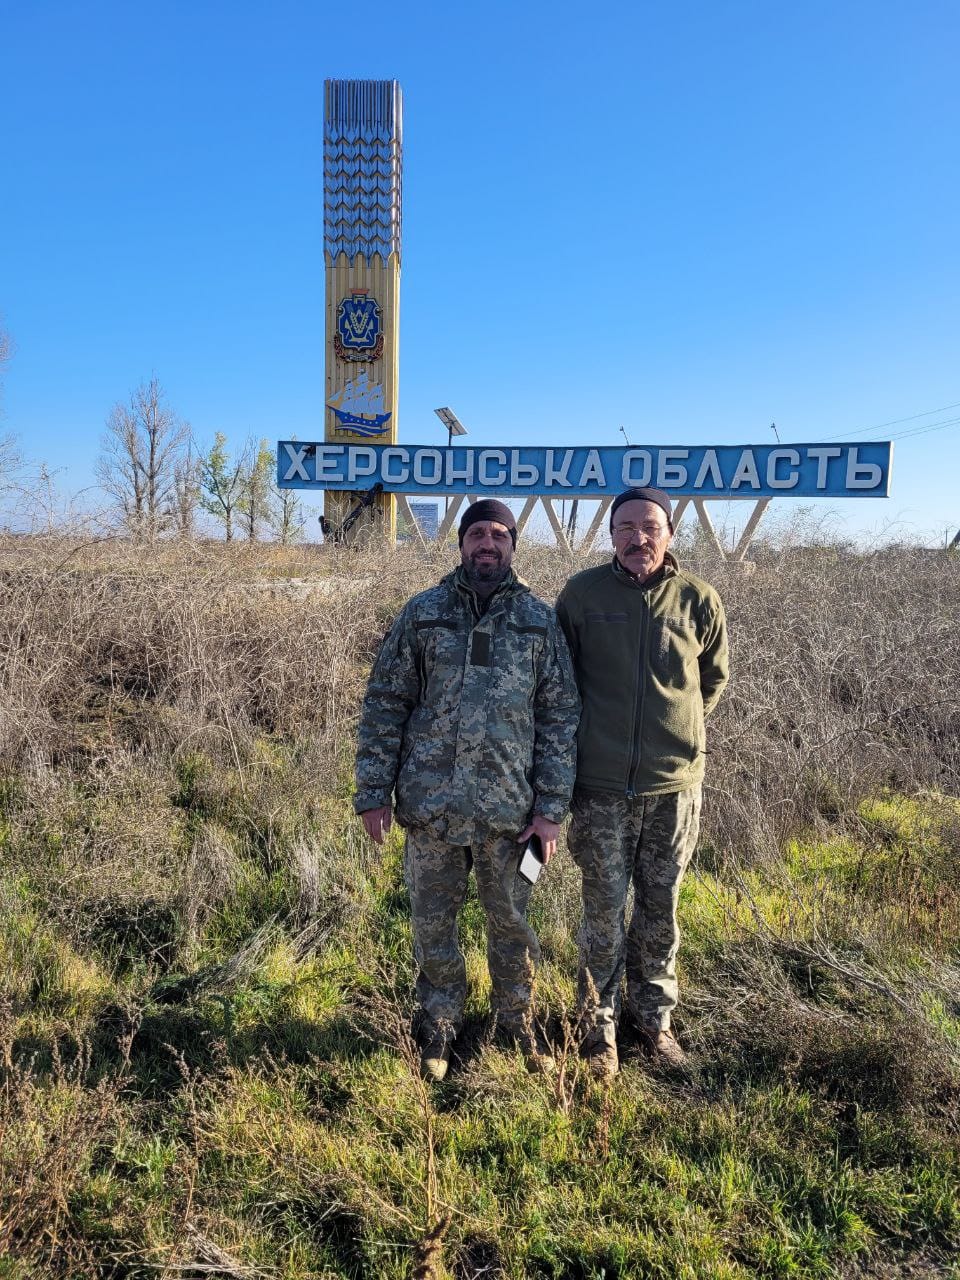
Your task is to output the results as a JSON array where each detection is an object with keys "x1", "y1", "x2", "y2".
[
  {"x1": 889, "y1": 416, "x2": 960, "y2": 441},
  {"x1": 821, "y1": 400, "x2": 960, "y2": 442}
]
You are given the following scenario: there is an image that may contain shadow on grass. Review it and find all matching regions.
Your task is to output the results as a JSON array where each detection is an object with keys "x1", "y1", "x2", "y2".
[
  {"x1": 9, "y1": 998, "x2": 385, "y2": 1114},
  {"x1": 85, "y1": 895, "x2": 182, "y2": 975},
  {"x1": 454, "y1": 1234, "x2": 509, "y2": 1279}
]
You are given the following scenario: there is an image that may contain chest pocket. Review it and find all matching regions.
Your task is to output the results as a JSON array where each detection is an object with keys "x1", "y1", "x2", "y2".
[
  {"x1": 653, "y1": 616, "x2": 701, "y2": 678},
  {"x1": 414, "y1": 619, "x2": 467, "y2": 697},
  {"x1": 584, "y1": 610, "x2": 629, "y2": 625},
  {"x1": 495, "y1": 623, "x2": 546, "y2": 695}
]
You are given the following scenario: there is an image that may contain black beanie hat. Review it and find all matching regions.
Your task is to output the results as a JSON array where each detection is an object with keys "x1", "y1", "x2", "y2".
[
  {"x1": 458, "y1": 498, "x2": 518, "y2": 546},
  {"x1": 609, "y1": 486, "x2": 673, "y2": 531}
]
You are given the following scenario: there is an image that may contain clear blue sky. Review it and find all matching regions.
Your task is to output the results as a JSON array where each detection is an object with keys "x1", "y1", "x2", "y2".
[{"x1": 3, "y1": 0, "x2": 958, "y2": 544}]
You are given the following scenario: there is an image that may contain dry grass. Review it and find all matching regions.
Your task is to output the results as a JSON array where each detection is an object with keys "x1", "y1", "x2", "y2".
[
  {"x1": 2, "y1": 532, "x2": 956, "y2": 859},
  {"x1": 0, "y1": 530, "x2": 958, "y2": 1277}
]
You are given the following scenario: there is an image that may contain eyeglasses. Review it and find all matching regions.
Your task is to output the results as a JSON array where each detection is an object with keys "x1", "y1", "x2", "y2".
[{"x1": 611, "y1": 522, "x2": 670, "y2": 539}]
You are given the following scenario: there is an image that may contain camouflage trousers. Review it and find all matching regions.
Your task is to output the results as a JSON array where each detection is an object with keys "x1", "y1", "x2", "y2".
[
  {"x1": 403, "y1": 826, "x2": 539, "y2": 1035},
  {"x1": 568, "y1": 785, "x2": 701, "y2": 1042}
]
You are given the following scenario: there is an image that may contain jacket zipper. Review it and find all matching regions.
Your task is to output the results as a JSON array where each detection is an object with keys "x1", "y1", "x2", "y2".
[{"x1": 625, "y1": 591, "x2": 650, "y2": 797}]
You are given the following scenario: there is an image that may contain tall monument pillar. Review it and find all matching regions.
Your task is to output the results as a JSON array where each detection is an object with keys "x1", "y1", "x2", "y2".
[{"x1": 323, "y1": 79, "x2": 402, "y2": 542}]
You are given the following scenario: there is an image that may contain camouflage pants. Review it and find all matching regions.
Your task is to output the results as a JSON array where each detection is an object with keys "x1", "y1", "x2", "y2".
[
  {"x1": 568, "y1": 785, "x2": 701, "y2": 1042},
  {"x1": 403, "y1": 827, "x2": 539, "y2": 1035}
]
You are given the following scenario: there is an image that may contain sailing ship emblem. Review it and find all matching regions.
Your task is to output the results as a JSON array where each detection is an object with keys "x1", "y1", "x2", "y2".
[
  {"x1": 327, "y1": 371, "x2": 392, "y2": 437},
  {"x1": 335, "y1": 292, "x2": 383, "y2": 361}
]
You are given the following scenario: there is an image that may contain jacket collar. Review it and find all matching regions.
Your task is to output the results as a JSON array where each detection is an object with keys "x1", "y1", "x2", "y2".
[
  {"x1": 451, "y1": 565, "x2": 526, "y2": 617},
  {"x1": 611, "y1": 550, "x2": 679, "y2": 590}
]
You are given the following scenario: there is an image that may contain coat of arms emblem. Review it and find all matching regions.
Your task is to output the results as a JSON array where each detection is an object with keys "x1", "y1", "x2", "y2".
[{"x1": 334, "y1": 291, "x2": 384, "y2": 361}]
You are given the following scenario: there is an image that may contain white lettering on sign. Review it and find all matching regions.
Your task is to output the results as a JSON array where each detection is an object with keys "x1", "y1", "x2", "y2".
[
  {"x1": 578, "y1": 449, "x2": 605, "y2": 486},
  {"x1": 846, "y1": 447, "x2": 883, "y2": 489},
  {"x1": 694, "y1": 449, "x2": 723, "y2": 488},
  {"x1": 621, "y1": 450, "x2": 652, "y2": 486},
  {"x1": 478, "y1": 450, "x2": 507, "y2": 485},
  {"x1": 413, "y1": 449, "x2": 442, "y2": 485},
  {"x1": 545, "y1": 449, "x2": 574, "y2": 487},
  {"x1": 315, "y1": 446, "x2": 343, "y2": 478},
  {"x1": 807, "y1": 446, "x2": 842, "y2": 489},
  {"x1": 446, "y1": 451, "x2": 475, "y2": 487},
  {"x1": 381, "y1": 447, "x2": 409, "y2": 483},
  {"x1": 657, "y1": 449, "x2": 689, "y2": 487},
  {"x1": 767, "y1": 448, "x2": 801, "y2": 489},
  {"x1": 731, "y1": 449, "x2": 761, "y2": 489},
  {"x1": 347, "y1": 448, "x2": 377, "y2": 482},
  {"x1": 277, "y1": 440, "x2": 892, "y2": 499},
  {"x1": 283, "y1": 443, "x2": 311, "y2": 481},
  {"x1": 510, "y1": 451, "x2": 539, "y2": 486}
]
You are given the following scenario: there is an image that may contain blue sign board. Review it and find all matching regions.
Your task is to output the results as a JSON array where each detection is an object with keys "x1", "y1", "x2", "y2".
[{"x1": 278, "y1": 442, "x2": 892, "y2": 499}]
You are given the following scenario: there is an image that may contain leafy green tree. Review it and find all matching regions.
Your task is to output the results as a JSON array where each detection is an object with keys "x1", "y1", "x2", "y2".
[
  {"x1": 199, "y1": 433, "x2": 246, "y2": 542},
  {"x1": 238, "y1": 438, "x2": 274, "y2": 542}
]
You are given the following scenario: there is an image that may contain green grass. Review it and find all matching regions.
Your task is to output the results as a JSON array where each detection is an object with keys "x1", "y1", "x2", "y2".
[{"x1": 1, "y1": 741, "x2": 959, "y2": 1277}]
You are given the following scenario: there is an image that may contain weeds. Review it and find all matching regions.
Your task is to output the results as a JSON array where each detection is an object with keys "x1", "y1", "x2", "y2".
[{"x1": 0, "y1": 534, "x2": 958, "y2": 1275}]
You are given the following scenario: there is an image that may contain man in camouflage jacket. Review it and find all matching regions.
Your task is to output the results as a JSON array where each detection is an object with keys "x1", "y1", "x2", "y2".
[
  {"x1": 355, "y1": 499, "x2": 580, "y2": 1080},
  {"x1": 557, "y1": 486, "x2": 728, "y2": 1077}
]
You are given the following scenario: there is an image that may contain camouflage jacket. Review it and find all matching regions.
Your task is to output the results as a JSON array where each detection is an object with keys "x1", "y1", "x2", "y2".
[{"x1": 354, "y1": 567, "x2": 580, "y2": 844}]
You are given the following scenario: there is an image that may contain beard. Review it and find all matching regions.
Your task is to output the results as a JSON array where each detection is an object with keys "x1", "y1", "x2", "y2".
[{"x1": 464, "y1": 550, "x2": 510, "y2": 589}]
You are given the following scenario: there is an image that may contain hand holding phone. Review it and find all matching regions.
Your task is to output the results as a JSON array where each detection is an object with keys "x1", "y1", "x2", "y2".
[
  {"x1": 515, "y1": 816, "x2": 560, "y2": 865},
  {"x1": 517, "y1": 834, "x2": 544, "y2": 885}
]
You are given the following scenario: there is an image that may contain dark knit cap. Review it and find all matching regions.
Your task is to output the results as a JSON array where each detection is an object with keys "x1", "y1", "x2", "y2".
[
  {"x1": 458, "y1": 498, "x2": 518, "y2": 546},
  {"x1": 609, "y1": 486, "x2": 673, "y2": 530}
]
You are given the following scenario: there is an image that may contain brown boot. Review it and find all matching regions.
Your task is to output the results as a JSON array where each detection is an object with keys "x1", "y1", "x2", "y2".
[
  {"x1": 582, "y1": 1035, "x2": 619, "y2": 1080},
  {"x1": 418, "y1": 1025, "x2": 455, "y2": 1083},
  {"x1": 638, "y1": 1023, "x2": 687, "y2": 1070},
  {"x1": 496, "y1": 1015, "x2": 555, "y2": 1075}
]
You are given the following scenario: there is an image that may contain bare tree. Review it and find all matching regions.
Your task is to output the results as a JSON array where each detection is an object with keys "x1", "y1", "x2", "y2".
[
  {"x1": 270, "y1": 482, "x2": 307, "y2": 545},
  {"x1": 199, "y1": 433, "x2": 247, "y2": 542},
  {"x1": 0, "y1": 324, "x2": 10, "y2": 387},
  {"x1": 0, "y1": 325, "x2": 25, "y2": 518},
  {"x1": 95, "y1": 378, "x2": 190, "y2": 540},
  {"x1": 268, "y1": 437, "x2": 306, "y2": 545},
  {"x1": 170, "y1": 442, "x2": 202, "y2": 539}
]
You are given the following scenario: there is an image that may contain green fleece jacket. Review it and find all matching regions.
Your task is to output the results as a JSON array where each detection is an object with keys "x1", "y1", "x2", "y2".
[{"x1": 556, "y1": 553, "x2": 728, "y2": 796}]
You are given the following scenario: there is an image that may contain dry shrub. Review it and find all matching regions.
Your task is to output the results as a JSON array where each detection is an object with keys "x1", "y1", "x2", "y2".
[
  {"x1": 0, "y1": 1024, "x2": 128, "y2": 1271},
  {"x1": 0, "y1": 533, "x2": 957, "y2": 870},
  {"x1": 695, "y1": 937, "x2": 960, "y2": 1121},
  {"x1": 0, "y1": 537, "x2": 384, "y2": 777},
  {"x1": 179, "y1": 821, "x2": 246, "y2": 947},
  {"x1": 697, "y1": 546, "x2": 960, "y2": 859}
]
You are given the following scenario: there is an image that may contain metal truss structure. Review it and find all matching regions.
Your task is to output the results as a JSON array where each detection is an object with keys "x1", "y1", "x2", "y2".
[{"x1": 395, "y1": 493, "x2": 772, "y2": 563}]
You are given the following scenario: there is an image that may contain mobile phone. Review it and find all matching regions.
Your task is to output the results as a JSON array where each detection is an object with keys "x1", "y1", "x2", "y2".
[{"x1": 517, "y1": 834, "x2": 544, "y2": 885}]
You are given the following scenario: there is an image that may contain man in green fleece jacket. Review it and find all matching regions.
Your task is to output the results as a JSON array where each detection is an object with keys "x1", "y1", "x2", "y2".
[{"x1": 556, "y1": 486, "x2": 728, "y2": 1077}]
